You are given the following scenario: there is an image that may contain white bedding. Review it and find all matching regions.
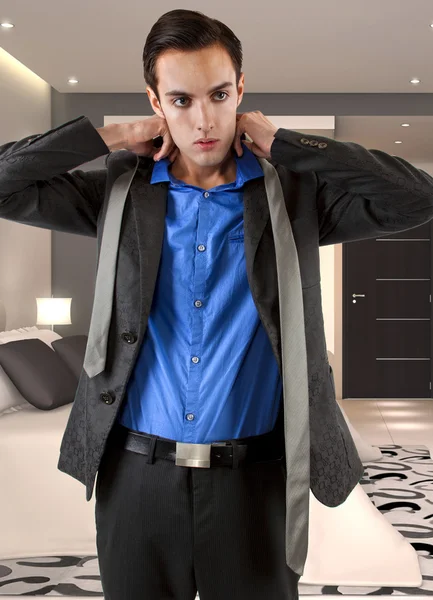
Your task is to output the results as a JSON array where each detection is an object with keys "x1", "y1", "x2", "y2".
[{"x1": 0, "y1": 402, "x2": 98, "y2": 560}]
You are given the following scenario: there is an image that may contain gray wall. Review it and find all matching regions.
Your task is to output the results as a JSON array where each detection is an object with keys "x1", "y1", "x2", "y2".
[{"x1": 50, "y1": 89, "x2": 433, "y2": 336}]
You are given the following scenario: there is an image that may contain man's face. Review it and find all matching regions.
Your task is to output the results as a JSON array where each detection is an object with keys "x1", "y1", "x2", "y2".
[{"x1": 147, "y1": 44, "x2": 244, "y2": 169}]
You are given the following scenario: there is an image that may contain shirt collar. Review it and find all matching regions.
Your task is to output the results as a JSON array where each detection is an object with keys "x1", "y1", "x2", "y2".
[{"x1": 150, "y1": 141, "x2": 263, "y2": 189}]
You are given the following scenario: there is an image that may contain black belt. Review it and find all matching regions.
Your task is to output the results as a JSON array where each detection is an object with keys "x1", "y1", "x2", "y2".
[{"x1": 112, "y1": 422, "x2": 284, "y2": 469}]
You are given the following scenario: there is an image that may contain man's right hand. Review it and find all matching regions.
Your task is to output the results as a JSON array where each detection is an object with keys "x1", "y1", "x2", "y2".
[
  {"x1": 97, "y1": 115, "x2": 179, "y2": 163},
  {"x1": 124, "y1": 115, "x2": 179, "y2": 162}
]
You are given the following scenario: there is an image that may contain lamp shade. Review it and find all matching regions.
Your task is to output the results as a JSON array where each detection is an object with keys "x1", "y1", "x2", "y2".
[{"x1": 36, "y1": 298, "x2": 72, "y2": 326}]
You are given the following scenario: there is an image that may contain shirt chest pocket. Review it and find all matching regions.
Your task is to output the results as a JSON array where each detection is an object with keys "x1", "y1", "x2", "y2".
[{"x1": 228, "y1": 224, "x2": 244, "y2": 242}]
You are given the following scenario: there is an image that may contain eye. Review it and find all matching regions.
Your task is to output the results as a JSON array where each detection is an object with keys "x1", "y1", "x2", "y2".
[
  {"x1": 173, "y1": 97, "x2": 188, "y2": 107},
  {"x1": 173, "y1": 91, "x2": 228, "y2": 107}
]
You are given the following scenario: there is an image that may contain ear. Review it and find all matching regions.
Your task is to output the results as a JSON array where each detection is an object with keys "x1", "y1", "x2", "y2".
[
  {"x1": 236, "y1": 73, "x2": 245, "y2": 108},
  {"x1": 146, "y1": 86, "x2": 165, "y2": 119}
]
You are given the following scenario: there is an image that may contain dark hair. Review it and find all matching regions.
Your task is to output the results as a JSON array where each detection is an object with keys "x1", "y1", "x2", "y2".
[{"x1": 142, "y1": 9, "x2": 243, "y2": 103}]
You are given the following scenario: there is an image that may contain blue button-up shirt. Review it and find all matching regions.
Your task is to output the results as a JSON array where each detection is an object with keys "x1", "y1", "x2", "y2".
[{"x1": 117, "y1": 144, "x2": 283, "y2": 443}]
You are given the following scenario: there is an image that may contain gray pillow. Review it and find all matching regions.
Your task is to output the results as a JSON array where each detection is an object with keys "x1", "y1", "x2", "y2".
[
  {"x1": 0, "y1": 338, "x2": 78, "y2": 410},
  {"x1": 52, "y1": 335, "x2": 88, "y2": 380}
]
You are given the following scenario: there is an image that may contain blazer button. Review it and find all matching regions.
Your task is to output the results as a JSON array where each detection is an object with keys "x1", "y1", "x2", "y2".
[
  {"x1": 100, "y1": 391, "x2": 115, "y2": 405},
  {"x1": 318, "y1": 142, "x2": 328, "y2": 149},
  {"x1": 309, "y1": 140, "x2": 318, "y2": 146},
  {"x1": 121, "y1": 331, "x2": 137, "y2": 344},
  {"x1": 300, "y1": 138, "x2": 310, "y2": 145}
]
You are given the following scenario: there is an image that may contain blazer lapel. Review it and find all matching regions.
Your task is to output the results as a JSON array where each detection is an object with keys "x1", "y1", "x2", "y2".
[
  {"x1": 243, "y1": 176, "x2": 270, "y2": 281},
  {"x1": 129, "y1": 168, "x2": 167, "y2": 343}
]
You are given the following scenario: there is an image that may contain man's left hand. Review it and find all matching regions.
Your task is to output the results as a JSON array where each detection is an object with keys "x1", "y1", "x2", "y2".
[{"x1": 233, "y1": 111, "x2": 278, "y2": 159}]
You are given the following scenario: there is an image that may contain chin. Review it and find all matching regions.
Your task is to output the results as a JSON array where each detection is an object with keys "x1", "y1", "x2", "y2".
[
  {"x1": 197, "y1": 146, "x2": 230, "y2": 159},
  {"x1": 197, "y1": 157, "x2": 226, "y2": 168}
]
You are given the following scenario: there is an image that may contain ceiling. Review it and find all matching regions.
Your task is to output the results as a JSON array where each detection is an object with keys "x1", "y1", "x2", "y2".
[
  {"x1": 1, "y1": 0, "x2": 433, "y2": 93},
  {"x1": 337, "y1": 116, "x2": 433, "y2": 163},
  {"x1": 2, "y1": 0, "x2": 433, "y2": 163}
]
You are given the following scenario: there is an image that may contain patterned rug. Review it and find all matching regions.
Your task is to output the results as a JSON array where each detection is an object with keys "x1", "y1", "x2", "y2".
[{"x1": 0, "y1": 444, "x2": 432, "y2": 597}]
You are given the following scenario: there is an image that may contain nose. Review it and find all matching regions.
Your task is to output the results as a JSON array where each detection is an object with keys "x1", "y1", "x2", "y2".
[{"x1": 196, "y1": 104, "x2": 214, "y2": 132}]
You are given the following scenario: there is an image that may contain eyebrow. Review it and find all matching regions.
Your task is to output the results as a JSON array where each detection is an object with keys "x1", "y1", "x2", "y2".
[{"x1": 165, "y1": 81, "x2": 234, "y2": 97}]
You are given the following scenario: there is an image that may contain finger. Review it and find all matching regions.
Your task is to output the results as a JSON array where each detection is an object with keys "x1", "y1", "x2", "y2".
[
  {"x1": 167, "y1": 144, "x2": 178, "y2": 162},
  {"x1": 242, "y1": 140, "x2": 253, "y2": 153},
  {"x1": 234, "y1": 125, "x2": 244, "y2": 157},
  {"x1": 168, "y1": 147, "x2": 179, "y2": 163},
  {"x1": 153, "y1": 123, "x2": 174, "y2": 160},
  {"x1": 234, "y1": 114, "x2": 247, "y2": 156},
  {"x1": 146, "y1": 146, "x2": 166, "y2": 160},
  {"x1": 149, "y1": 147, "x2": 159, "y2": 158},
  {"x1": 154, "y1": 134, "x2": 172, "y2": 161},
  {"x1": 235, "y1": 135, "x2": 242, "y2": 157},
  {"x1": 167, "y1": 141, "x2": 179, "y2": 162}
]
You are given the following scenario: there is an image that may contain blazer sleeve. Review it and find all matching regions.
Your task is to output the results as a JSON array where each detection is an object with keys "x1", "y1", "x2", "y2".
[
  {"x1": 270, "y1": 128, "x2": 433, "y2": 246},
  {"x1": 0, "y1": 115, "x2": 111, "y2": 238}
]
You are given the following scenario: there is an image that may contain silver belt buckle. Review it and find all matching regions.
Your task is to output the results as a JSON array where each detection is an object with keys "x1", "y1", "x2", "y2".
[{"x1": 175, "y1": 442, "x2": 212, "y2": 468}]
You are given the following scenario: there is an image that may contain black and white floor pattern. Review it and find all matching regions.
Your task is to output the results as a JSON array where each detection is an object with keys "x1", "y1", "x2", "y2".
[{"x1": 0, "y1": 444, "x2": 432, "y2": 597}]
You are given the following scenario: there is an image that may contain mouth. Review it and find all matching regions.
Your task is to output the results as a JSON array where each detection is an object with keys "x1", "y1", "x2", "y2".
[{"x1": 195, "y1": 140, "x2": 219, "y2": 151}]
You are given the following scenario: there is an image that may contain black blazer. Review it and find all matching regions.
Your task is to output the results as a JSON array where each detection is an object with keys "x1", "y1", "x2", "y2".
[{"x1": 1, "y1": 115, "x2": 433, "y2": 503}]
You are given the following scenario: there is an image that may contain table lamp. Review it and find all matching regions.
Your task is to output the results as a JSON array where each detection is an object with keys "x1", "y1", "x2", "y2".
[{"x1": 36, "y1": 296, "x2": 72, "y2": 332}]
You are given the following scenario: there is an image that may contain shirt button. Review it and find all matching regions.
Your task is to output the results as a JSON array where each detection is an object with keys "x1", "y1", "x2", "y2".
[
  {"x1": 192, "y1": 356, "x2": 200, "y2": 364},
  {"x1": 186, "y1": 413, "x2": 195, "y2": 421},
  {"x1": 204, "y1": 191, "x2": 209, "y2": 198},
  {"x1": 194, "y1": 300, "x2": 203, "y2": 308},
  {"x1": 198, "y1": 244, "x2": 206, "y2": 252}
]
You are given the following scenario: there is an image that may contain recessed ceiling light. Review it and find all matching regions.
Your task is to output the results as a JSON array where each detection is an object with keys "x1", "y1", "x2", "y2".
[
  {"x1": 410, "y1": 78, "x2": 421, "y2": 84},
  {"x1": 401, "y1": 123, "x2": 410, "y2": 127},
  {"x1": 68, "y1": 78, "x2": 79, "y2": 84},
  {"x1": 395, "y1": 141, "x2": 403, "y2": 144},
  {"x1": 1, "y1": 22, "x2": 14, "y2": 28}
]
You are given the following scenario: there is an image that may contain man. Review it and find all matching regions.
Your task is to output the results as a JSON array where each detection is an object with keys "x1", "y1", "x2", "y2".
[{"x1": 1, "y1": 8, "x2": 433, "y2": 600}]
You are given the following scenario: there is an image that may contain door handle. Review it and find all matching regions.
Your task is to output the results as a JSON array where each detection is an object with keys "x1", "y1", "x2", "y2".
[{"x1": 352, "y1": 294, "x2": 366, "y2": 297}]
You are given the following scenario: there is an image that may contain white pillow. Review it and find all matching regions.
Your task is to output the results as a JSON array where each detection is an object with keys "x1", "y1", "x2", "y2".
[
  {"x1": 0, "y1": 366, "x2": 30, "y2": 414},
  {"x1": 0, "y1": 327, "x2": 63, "y2": 413},
  {"x1": 0, "y1": 325, "x2": 39, "y2": 338},
  {"x1": 0, "y1": 328, "x2": 62, "y2": 349}
]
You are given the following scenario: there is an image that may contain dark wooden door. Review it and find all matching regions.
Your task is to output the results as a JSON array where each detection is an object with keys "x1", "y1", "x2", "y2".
[{"x1": 343, "y1": 220, "x2": 433, "y2": 398}]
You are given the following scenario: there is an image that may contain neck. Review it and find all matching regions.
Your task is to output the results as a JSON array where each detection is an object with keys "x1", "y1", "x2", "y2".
[{"x1": 169, "y1": 148, "x2": 237, "y2": 189}]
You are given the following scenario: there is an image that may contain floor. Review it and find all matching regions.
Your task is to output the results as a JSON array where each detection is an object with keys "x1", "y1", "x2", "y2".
[{"x1": 338, "y1": 398, "x2": 433, "y2": 455}]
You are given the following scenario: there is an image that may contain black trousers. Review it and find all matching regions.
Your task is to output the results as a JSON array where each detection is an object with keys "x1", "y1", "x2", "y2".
[{"x1": 94, "y1": 409, "x2": 300, "y2": 600}]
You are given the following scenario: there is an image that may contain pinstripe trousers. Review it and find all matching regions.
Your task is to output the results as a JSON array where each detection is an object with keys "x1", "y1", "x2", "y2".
[{"x1": 95, "y1": 405, "x2": 300, "y2": 600}]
